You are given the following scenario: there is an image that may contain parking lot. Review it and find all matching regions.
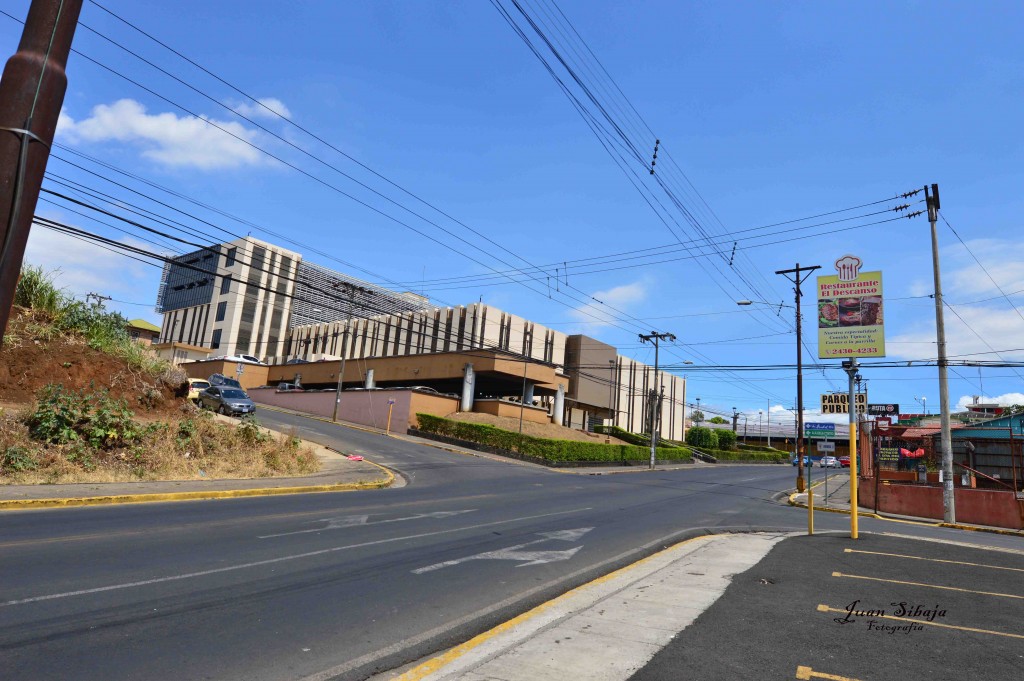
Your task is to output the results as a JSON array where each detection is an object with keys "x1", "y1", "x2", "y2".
[{"x1": 631, "y1": 532, "x2": 1024, "y2": 680}]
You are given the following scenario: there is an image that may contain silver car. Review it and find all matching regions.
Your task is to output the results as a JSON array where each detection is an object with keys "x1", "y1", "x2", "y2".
[
  {"x1": 819, "y1": 455, "x2": 840, "y2": 468},
  {"x1": 199, "y1": 386, "x2": 256, "y2": 416}
]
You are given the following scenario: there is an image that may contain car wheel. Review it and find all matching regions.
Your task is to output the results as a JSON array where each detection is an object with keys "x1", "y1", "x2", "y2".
[{"x1": 218, "y1": 405, "x2": 227, "y2": 415}]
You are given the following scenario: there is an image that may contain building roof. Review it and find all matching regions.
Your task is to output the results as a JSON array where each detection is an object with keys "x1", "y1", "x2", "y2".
[{"x1": 127, "y1": 319, "x2": 161, "y2": 333}]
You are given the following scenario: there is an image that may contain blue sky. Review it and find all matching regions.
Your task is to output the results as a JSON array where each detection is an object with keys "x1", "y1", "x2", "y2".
[{"x1": 4, "y1": 0, "x2": 1023, "y2": 428}]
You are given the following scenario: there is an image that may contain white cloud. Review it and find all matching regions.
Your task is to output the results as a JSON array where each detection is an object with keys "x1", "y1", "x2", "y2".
[
  {"x1": 569, "y1": 281, "x2": 647, "y2": 328},
  {"x1": 955, "y1": 392, "x2": 1024, "y2": 411},
  {"x1": 23, "y1": 225, "x2": 162, "y2": 321},
  {"x1": 233, "y1": 97, "x2": 292, "y2": 120},
  {"x1": 57, "y1": 99, "x2": 264, "y2": 169}
]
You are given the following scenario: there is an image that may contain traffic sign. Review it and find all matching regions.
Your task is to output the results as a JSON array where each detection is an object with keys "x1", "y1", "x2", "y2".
[
  {"x1": 805, "y1": 422, "x2": 836, "y2": 439},
  {"x1": 817, "y1": 441, "x2": 835, "y2": 453}
]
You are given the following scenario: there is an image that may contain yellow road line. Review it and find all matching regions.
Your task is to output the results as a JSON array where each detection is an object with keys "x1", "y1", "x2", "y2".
[
  {"x1": 816, "y1": 604, "x2": 1024, "y2": 640},
  {"x1": 844, "y1": 548, "x2": 1024, "y2": 573},
  {"x1": 832, "y1": 571, "x2": 1024, "y2": 599},
  {"x1": 795, "y1": 665, "x2": 862, "y2": 681},
  {"x1": 396, "y1": 535, "x2": 715, "y2": 680}
]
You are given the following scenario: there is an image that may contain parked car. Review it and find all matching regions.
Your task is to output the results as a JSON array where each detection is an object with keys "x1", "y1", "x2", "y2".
[
  {"x1": 819, "y1": 455, "x2": 840, "y2": 468},
  {"x1": 199, "y1": 386, "x2": 255, "y2": 416},
  {"x1": 209, "y1": 373, "x2": 243, "y2": 389},
  {"x1": 838, "y1": 455, "x2": 851, "y2": 468},
  {"x1": 277, "y1": 382, "x2": 304, "y2": 392},
  {"x1": 186, "y1": 378, "x2": 211, "y2": 403},
  {"x1": 209, "y1": 354, "x2": 266, "y2": 365},
  {"x1": 284, "y1": 358, "x2": 310, "y2": 364},
  {"x1": 791, "y1": 455, "x2": 812, "y2": 467}
]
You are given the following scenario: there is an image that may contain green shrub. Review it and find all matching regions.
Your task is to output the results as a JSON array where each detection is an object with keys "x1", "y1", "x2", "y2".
[
  {"x1": 238, "y1": 414, "x2": 270, "y2": 445},
  {"x1": 709, "y1": 449, "x2": 785, "y2": 463},
  {"x1": 737, "y1": 443, "x2": 785, "y2": 453},
  {"x1": 416, "y1": 414, "x2": 688, "y2": 463},
  {"x1": 1, "y1": 445, "x2": 37, "y2": 472},
  {"x1": 716, "y1": 429, "x2": 737, "y2": 450},
  {"x1": 26, "y1": 384, "x2": 142, "y2": 450},
  {"x1": 685, "y1": 426, "x2": 718, "y2": 449}
]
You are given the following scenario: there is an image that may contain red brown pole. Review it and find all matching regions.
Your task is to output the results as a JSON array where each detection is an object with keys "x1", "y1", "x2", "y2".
[{"x1": 0, "y1": 0, "x2": 83, "y2": 342}]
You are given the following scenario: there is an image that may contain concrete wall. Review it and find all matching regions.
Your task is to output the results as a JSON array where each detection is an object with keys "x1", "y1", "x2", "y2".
[
  {"x1": 859, "y1": 481, "x2": 1023, "y2": 530},
  {"x1": 249, "y1": 388, "x2": 459, "y2": 431},
  {"x1": 474, "y1": 399, "x2": 551, "y2": 424}
]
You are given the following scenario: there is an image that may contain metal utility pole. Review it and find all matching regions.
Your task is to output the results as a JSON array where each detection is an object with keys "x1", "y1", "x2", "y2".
[
  {"x1": 842, "y1": 358, "x2": 860, "y2": 539},
  {"x1": 332, "y1": 282, "x2": 373, "y2": 423},
  {"x1": 767, "y1": 399, "x2": 771, "y2": 449},
  {"x1": 776, "y1": 263, "x2": 821, "y2": 493},
  {"x1": 0, "y1": 0, "x2": 83, "y2": 342},
  {"x1": 639, "y1": 331, "x2": 675, "y2": 469},
  {"x1": 926, "y1": 183, "x2": 955, "y2": 523}
]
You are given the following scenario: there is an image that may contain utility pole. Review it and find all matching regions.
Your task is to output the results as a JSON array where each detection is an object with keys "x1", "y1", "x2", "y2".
[
  {"x1": 926, "y1": 184, "x2": 955, "y2": 524},
  {"x1": 332, "y1": 282, "x2": 373, "y2": 423},
  {"x1": 776, "y1": 263, "x2": 820, "y2": 493},
  {"x1": 639, "y1": 331, "x2": 675, "y2": 469},
  {"x1": 767, "y1": 399, "x2": 771, "y2": 449},
  {"x1": 0, "y1": 0, "x2": 83, "y2": 343},
  {"x1": 86, "y1": 292, "x2": 111, "y2": 309}
]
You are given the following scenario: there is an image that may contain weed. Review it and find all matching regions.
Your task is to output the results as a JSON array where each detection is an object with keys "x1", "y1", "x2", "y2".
[
  {"x1": 237, "y1": 414, "x2": 270, "y2": 445},
  {"x1": 26, "y1": 384, "x2": 143, "y2": 450},
  {"x1": 1, "y1": 446, "x2": 37, "y2": 472}
]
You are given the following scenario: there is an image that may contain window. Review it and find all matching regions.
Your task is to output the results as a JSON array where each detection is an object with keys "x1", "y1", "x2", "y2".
[
  {"x1": 211, "y1": 329, "x2": 222, "y2": 349},
  {"x1": 220, "y1": 276, "x2": 231, "y2": 294},
  {"x1": 215, "y1": 301, "x2": 227, "y2": 322},
  {"x1": 225, "y1": 247, "x2": 237, "y2": 267}
]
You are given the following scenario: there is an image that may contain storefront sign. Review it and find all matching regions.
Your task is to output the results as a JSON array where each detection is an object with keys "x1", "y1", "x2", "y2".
[
  {"x1": 868, "y1": 403, "x2": 899, "y2": 416},
  {"x1": 817, "y1": 255, "x2": 885, "y2": 359},
  {"x1": 820, "y1": 393, "x2": 867, "y2": 414}
]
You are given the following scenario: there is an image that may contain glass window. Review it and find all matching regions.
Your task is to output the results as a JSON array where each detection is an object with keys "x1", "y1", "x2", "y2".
[
  {"x1": 215, "y1": 301, "x2": 227, "y2": 322},
  {"x1": 225, "y1": 247, "x2": 237, "y2": 267},
  {"x1": 220, "y1": 276, "x2": 231, "y2": 294},
  {"x1": 211, "y1": 328, "x2": 222, "y2": 349}
]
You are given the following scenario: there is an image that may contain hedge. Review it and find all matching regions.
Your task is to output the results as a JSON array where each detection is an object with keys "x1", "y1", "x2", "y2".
[
  {"x1": 716, "y1": 429, "x2": 737, "y2": 449},
  {"x1": 685, "y1": 426, "x2": 718, "y2": 449},
  {"x1": 416, "y1": 414, "x2": 689, "y2": 463},
  {"x1": 708, "y1": 450, "x2": 786, "y2": 463},
  {"x1": 737, "y1": 443, "x2": 786, "y2": 454}
]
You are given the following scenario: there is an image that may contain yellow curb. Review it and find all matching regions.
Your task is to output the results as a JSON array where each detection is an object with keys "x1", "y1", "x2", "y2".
[
  {"x1": 396, "y1": 534, "x2": 714, "y2": 680},
  {"x1": 0, "y1": 471, "x2": 394, "y2": 511},
  {"x1": 938, "y1": 522, "x2": 1024, "y2": 537}
]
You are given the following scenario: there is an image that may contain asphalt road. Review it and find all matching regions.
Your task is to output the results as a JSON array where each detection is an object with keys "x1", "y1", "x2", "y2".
[{"x1": 0, "y1": 409, "x2": 1019, "y2": 681}]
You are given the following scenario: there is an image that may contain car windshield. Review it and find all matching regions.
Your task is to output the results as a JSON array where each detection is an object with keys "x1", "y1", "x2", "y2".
[
  {"x1": 222, "y1": 389, "x2": 247, "y2": 399},
  {"x1": 193, "y1": 381, "x2": 210, "y2": 389}
]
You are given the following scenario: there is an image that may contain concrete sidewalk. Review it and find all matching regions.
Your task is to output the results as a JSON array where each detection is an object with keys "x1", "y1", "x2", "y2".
[
  {"x1": 375, "y1": 532, "x2": 793, "y2": 681},
  {"x1": 0, "y1": 420, "x2": 394, "y2": 510}
]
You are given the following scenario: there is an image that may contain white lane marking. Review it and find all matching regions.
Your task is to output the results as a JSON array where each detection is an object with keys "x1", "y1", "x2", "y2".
[
  {"x1": 1, "y1": 508, "x2": 592, "y2": 608},
  {"x1": 258, "y1": 510, "x2": 476, "y2": 539},
  {"x1": 413, "y1": 528, "x2": 593, "y2": 573}
]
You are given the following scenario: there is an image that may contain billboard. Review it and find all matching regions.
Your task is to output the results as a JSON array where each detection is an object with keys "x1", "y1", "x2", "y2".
[{"x1": 817, "y1": 255, "x2": 885, "y2": 359}]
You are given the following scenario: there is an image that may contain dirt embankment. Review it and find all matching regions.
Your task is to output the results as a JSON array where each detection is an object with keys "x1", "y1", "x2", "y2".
[
  {"x1": 445, "y1": 411, "x2": 631, "y2": 445},
  {"x1": 0, "y1": 310, "x2": 184, "y2": 416}
]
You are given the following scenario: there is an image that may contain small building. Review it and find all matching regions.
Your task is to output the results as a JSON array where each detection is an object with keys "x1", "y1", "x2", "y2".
[
  {"x1": 126, "y1": 319, "x2": 160, "y2": 345},
  {"x1": 152, "y1": 341, "x2": 212, "y2": 366}
]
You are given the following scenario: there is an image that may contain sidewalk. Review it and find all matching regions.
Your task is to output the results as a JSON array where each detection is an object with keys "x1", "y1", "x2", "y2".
[{"x1": 0, "y1": 419, "x2": 394, "y2": 510}]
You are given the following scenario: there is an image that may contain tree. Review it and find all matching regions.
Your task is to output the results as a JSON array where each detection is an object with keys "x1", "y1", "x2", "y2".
[
  {"x1": 690, "y1": 410, "x2": 705, "y2": 424},
  {"x1": 707, "y1": 416, "x2": 728, "y2": 424},
  {"x1": 717, "y1": 429, "x2": 737, "y2": 450},
  {"x1": 686, "y1": 426, "x2": 718, "y2": 449}
]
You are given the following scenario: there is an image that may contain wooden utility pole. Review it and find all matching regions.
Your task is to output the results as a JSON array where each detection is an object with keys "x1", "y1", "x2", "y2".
[{"x1": 0, "y1": 0, "x2": 83, "y2": 342}]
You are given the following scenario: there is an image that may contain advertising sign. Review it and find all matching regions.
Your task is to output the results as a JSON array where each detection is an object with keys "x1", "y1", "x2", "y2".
[
  {"x1": 805, "y1": 422, "x2": 836, "y2": 439},
  {"x1": 820, "y1": 393, "x2": 867, "y2": 414},
  {"x1": 868, "y1": 403, "x2": 899, "y2": 417},
  {"x1": 817, "y1": 441, "x2": 836, "y2": 453},
  {"x1": 817, "y1": 255, "x2": 885, "y2": 359}
]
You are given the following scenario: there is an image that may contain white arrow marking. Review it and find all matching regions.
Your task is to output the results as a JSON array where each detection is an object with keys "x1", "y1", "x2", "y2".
[
  {"x1": 412, "y1": 527, "x2": 592, "y2": 573},
  {"x1": 259, "y1": 510, "x2": 476, "y2": 539}
]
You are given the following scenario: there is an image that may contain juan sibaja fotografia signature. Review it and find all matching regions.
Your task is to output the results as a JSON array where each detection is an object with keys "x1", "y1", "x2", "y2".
[{"x1": 833, "y1": 600, "x2": 947, "y2": 634}]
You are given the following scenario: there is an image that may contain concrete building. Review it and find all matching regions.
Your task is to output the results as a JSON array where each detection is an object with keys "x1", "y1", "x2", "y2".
[
  {"x1": 126, "y1": 319, "x2": 160, "y2": 345},
  {"x1": 155, "y1": 237, "x2": 431, "y2": 359},
  {"x1": 165, "y1": 238, "x2": 687, "y2": 440}
]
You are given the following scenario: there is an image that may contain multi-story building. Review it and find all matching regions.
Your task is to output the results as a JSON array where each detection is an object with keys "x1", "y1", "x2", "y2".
[
  {"x1": 161, "y1": 237, "x2": 687, "y2": 440},
  {"x1": 155, "y1": 237, "x2": 431, "y2": 359}
]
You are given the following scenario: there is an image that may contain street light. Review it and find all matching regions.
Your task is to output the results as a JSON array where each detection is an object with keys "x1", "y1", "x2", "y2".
[
  {"x1": 758, "y1": 409, "x2": 763, "y2": 441},
  {"x1": 915, "y1": 396, "x2": 928, "y2": 415},
  {"x1": 695, "y1": 397, "x2": 701, "y2": 425}
]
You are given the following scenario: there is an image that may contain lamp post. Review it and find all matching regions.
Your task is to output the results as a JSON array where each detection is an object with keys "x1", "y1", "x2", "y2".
[
  {"x1": 758, "y1": 409, "x2": 763, "y2": 443},
  {"x1": 915, "y1": 396, "x2": 927, "y2": 415},
  {"x1": 732, "y1": 407, "x2": 738, "y2": 433},
  {"x1": 695, "y1": 397, "x2": 701, "y2": 425},
  {"x1": 743, "y1": 415, "x2": 748, "y2": 443},
  {"x1": 608, "y1": 359, "x2": 616, "y2": 427}
]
